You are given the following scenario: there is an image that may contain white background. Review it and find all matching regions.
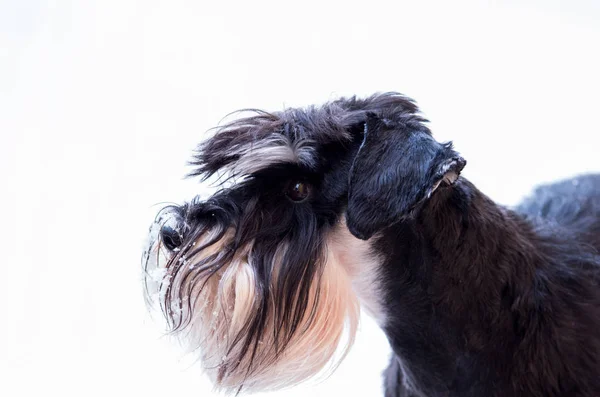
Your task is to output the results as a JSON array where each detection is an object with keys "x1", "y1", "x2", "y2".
[{"x1": 1, "y1": 1, "x2": 599, "y2": 396}]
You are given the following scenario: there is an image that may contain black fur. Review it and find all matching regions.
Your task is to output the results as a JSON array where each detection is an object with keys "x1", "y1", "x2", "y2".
[
  {"x1": 146, "y1": 93, "x2": 600, "y2": 396},
  {"x1": 378, "y1": 175, "x2": 600, "y2": 396}
]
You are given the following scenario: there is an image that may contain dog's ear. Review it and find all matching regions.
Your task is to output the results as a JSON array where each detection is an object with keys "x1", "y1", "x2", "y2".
[{"x1": 346, "y1": 113, "x2": 466, "y2": 240}]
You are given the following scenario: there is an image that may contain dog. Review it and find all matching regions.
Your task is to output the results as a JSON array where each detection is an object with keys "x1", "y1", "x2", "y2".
[{"x1": 143, "y1": 93, "x2": 600, "y2": 396}]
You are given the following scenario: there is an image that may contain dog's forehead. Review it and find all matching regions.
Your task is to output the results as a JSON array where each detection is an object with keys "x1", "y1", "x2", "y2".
[
  {"x1": 189, "y1": 93, "x2": 424, "y2": 181},
  {"x1": 190, "y1": 103, "x2": 360, "y2": 180}
]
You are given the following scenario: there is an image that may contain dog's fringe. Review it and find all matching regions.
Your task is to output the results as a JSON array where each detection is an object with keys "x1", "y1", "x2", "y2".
[{"x1": 188, "y1": 92, "x2": 428, "y2": 181}]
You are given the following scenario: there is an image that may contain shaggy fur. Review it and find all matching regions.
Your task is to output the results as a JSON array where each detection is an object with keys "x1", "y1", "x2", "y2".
[{"x1": 143, "y1": 93, "x2": 600, "y2": 396}]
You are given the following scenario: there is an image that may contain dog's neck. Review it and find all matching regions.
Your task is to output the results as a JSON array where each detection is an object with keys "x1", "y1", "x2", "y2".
[{"x1": 374, "y1": 178, "x2": 544, "y2": 395}]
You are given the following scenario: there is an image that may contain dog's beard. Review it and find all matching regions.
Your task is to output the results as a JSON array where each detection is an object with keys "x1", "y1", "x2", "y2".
[{"x1": 144, "y1": 213, "x2": 360, "y2": 393}]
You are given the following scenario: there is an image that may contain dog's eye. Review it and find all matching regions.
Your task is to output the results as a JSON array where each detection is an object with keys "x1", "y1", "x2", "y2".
[{"x1": 286, "y1": 181, "x2": 310, "y2": 202}]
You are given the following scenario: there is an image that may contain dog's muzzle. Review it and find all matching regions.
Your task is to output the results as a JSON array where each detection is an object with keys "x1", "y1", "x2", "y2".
[{"x1": 143, "y1": 193, "x2": 361, "y2": 393}]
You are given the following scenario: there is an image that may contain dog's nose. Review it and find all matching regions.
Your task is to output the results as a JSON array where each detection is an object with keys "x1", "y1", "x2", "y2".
[{"x1": 160, "y1": 224, "x2": 183, "y2": 251}]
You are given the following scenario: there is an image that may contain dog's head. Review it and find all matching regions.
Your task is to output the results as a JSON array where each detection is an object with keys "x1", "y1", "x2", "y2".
[{"x1": 143, "y1": 93, "x2": 465, "y2": 393}]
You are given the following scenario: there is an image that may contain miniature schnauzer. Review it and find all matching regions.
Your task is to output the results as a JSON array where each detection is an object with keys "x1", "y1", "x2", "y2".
[{"x1": 143, "y1": 93, "x2": 600, "y2": 396}]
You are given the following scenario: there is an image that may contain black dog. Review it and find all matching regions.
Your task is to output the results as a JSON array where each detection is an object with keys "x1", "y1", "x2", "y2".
[{"x1": 143, "y1": 93, "x2": 600, "y2": 396}]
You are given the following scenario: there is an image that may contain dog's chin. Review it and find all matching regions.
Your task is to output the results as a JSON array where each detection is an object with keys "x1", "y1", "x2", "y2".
[{"x1": 143, "y1": 218, "x2": 361, "y2": 393}]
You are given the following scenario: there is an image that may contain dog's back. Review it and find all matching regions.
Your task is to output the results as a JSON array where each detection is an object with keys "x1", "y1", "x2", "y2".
[{"x1": 517, "y1": 174, "x2": 600, "y2": 250}]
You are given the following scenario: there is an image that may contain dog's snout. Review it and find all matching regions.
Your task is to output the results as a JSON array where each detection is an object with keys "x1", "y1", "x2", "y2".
[{"x1": 160, "y1": 224, "x2": 183, "y2": 251}]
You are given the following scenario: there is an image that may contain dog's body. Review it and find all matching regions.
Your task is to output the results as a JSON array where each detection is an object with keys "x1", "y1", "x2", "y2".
[
  {"x1": 143, "y1": 93, "x2": 600, "y2": 396},
  {"x1": 381, "y1": 174, "x2": 600, "y2": 396}
]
